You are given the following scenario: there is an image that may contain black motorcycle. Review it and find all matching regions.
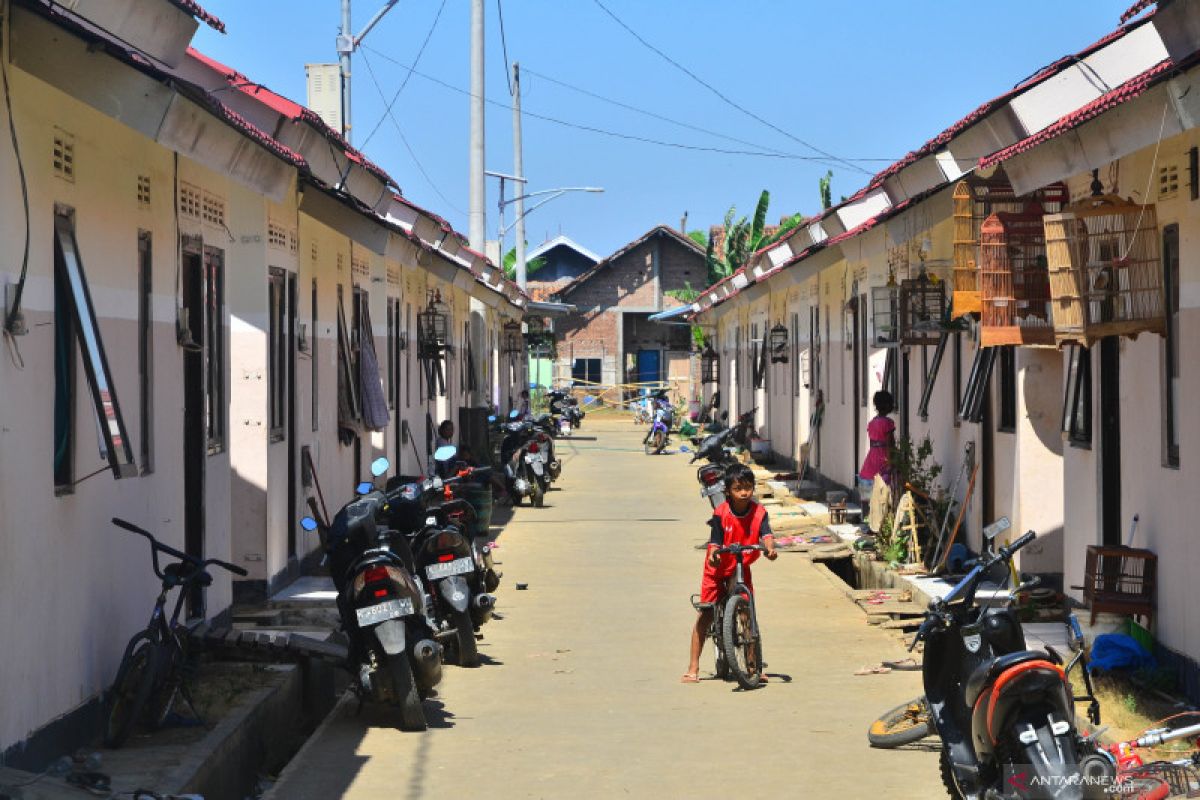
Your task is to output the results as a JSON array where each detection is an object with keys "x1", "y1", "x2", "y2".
[
  {"x1": 688, "y1": 409, "x2": 757, "y2": 508},
  {"x1": 548, "y1": 389, "x2": 584, "y2": 436},
  {"x1": 300, "y1": 459, "x2": 443, "y2": 731},
  {"x1": 911, "y1": 522, "x2": 1087, "y2": 799},
  {"x1": 498, "y1": 416, "x2": 551, "y2": 506}
]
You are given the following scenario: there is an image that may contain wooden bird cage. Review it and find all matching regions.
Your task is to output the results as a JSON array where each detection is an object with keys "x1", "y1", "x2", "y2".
[
  {"x1": 1043, "y1": 195, "x2": 1164, "y2": 347},
  {"x1": 979, "y1": 210, "x2": 1056, "y2": 348},
  {"x1": 951, "y1": 177, "x2": 1068, "y2": 319},
  {"x1": 899, "y1": 273, "x2": 947, "y2": 345},
  {"x1": 768, "y1": 322, "x2": 790, "y2": 363},
  {"x1": 502, "y1": 320, "x2": 523, "y2": 355},
  {"x1": 871, "y1": 284, "x2": 902, "y2": 346},
  {"x1": 1077, "y1": 544, "x2": 1156, "y2": 627}
]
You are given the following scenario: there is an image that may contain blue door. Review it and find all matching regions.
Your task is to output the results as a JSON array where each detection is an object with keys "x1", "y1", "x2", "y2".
[{"x1": 636, "y1": 349, "x2": 660, "y2": 385}]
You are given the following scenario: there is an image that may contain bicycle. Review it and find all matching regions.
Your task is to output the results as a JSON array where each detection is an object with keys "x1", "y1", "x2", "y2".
[
  {"x1": 690, "y1": 543, "x2": 766, "y2": 690},
  {"x1": 102, "y1": 517, "x2": 247, "y2": 748}
]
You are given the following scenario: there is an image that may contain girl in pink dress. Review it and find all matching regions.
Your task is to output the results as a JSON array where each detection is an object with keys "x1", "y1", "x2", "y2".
[{"x1": 858, "y1": 391, "x2": 896, "y2": 512}]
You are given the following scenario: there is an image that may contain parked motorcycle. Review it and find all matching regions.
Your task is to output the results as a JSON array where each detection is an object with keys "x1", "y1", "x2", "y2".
[
  {"x1": 498, "y1": 416, "x2": 549, "y2": 507},
  {"x1": 376, "y1": 456, "x2": 497, "y2": 668},
  {"x1": 688, "y1": 409, "x2": 757, "y2": 508},
  {"x1": 549, "y1": 389, "x2": 584, "y2": 435},
  {"x1": 911, "y1": 520, "x2": 1088, "y2": 798},
  {"x1": 643, "y1": 391, "x2": 674, "y2": 455},
  {"x1": 299, "y1": 458, "x2": 444, "y2": 731}
]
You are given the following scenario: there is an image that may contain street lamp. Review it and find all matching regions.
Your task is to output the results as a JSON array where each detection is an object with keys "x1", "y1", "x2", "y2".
[{"x1": 485, "y1": 170, "x2": 603, "y2": 289}]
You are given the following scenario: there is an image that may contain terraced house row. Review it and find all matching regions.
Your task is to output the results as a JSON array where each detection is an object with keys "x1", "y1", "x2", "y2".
[
  {"x1": 0, "y1": 0, "x2": 533, "y2": 759},
  {"x1": 690, "y1": 0, "x2": 1200, "y2": 703}
]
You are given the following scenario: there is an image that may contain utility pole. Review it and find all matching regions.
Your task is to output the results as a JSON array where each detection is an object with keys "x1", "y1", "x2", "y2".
[
  {"x1": 468, "y1": 0, "x2": 486, "y2": 251},
  {"x1": 339, "y1": 0, "x2": 352, "y2": 142},
  {"x1": 512, "y1": 62, "x2": 528, "y2": 290}
]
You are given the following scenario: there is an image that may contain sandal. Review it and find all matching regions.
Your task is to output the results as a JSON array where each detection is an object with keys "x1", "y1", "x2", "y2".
[
  {"x1": 680, "y1": 672, "x2": 700, "y2": 683},
  {"x1": 853, "y1": 665, "x2": 892, "y2": 676}
]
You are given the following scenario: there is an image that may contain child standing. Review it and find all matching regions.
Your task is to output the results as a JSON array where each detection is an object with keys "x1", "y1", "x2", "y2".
[
  {"x1": 682, "y1": 463, "x2": 777, "y2": 683},
  {"x1": 858, "y1": 390, "x2": 896, "y2": 512}
]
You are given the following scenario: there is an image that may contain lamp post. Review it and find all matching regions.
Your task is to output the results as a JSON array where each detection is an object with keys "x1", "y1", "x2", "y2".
[
  {"x1": 336, "y1": 0, "x2": 400, "y2": 144},
  {"x1": 484, "y1": 173, "x2": 603, "y2": 289}
]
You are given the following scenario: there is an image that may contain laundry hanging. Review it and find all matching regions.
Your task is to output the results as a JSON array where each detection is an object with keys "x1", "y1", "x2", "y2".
[{"x1": 358, "y1": 300, "x2": 390, "y2": 432}]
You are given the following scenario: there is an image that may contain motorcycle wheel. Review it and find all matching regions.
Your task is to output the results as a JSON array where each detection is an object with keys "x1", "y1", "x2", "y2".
[
  {"x1": 103, "y1": 637, "x2": 159, "y2": 748},
  {"x1": 530, "y1": 475, "x2": 545, "y2": 508},
  {"x1": 387, "y1": 655, "x2": 427, "y2": 731},
  {"x1": 868, "y1": 696, "x2": 934, "y2": 748},
  {"x1": 452, "y1": 608, "x2": 479, "y2": 667},
  {"x1": 939, "y1": 747, "x2": 965, "y2": 800},
  {"x1": 720, "y1": 593, "x2": 762, "y2": 690}
]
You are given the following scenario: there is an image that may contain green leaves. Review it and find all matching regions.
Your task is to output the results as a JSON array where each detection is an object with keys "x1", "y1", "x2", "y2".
[{"x1": 501, "y1": 246, "x2": 547, "y2": 282}]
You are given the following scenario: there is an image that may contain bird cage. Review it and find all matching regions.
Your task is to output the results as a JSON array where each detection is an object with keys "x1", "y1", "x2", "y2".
[
  {"x1": 979, "y1": 210, "x2": 1056, "y2": 348},
  {"x1": 1078, "y1": 544, "x2": 1156, "y2": 626},
  {"x1": 768, "y1": 323, "x2": 790, "y2": 363},
  {"x1": 701, "y1": 345, "x2": 721, "y2": 384},
  {"x1": 417, "y1": 291, "x2": 449, "y2": 359},
  {"x1": 871, "y1": 284, "x2": 902, "y2": 346},
  {"x1": 1043, "y1": 195, "x2": 1164, "y2": 347},
  {"x1": 502, "y1": 320, "x2": 523, "y2": 356},
  {"x1": 899, "y1": 272, "x2": 947, "y2": 345},
  {"x1": 952, "y1": 181, "x2": 982, "y2": 317}
]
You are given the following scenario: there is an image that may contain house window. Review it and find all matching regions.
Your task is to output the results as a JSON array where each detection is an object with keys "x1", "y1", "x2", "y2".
[
  {"x1": 997, "y1": 346, "x2": 1016, "y2": 433},
  {"x1": 311, "y1": 279, "x2": 319, "y2": 432},
  {"x1": 268, "y1": 268, "x2": 287, "y2": 441},
  {"x1": 53, "y1": 208, "x2": 137, "y2": 487},
  {"x1": 1162, "y1": 224, "x2": 1180, "y2": 468},
  {"x1": 572, "y1": 358, "x2": 601, "y2": 385},
  {"x1": 138, "y1": 232, "x2": 153, "y2": 474},
  {"x1": 204, "y1": 248, "x2": 226, "y2": 453},
  {"x1": 1061, "y1": 344, "x2": 1092, "y2": 448}
]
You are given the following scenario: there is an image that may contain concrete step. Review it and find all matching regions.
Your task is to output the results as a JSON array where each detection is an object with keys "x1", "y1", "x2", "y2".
[{"x1": 269, "y1": 576, "x2": 337, "y2": 609}]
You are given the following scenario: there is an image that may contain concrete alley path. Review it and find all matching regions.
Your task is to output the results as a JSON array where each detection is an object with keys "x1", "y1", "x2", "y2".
[{"x1": 269, "y1": 417, "x2": 941, "y2": 799}]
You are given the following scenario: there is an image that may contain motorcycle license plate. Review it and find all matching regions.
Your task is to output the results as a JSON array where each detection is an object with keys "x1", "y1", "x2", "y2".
[
  {"x1": 355, "y1": 597, "x2": 414, "y2": 626},
  {"x1": 701, "y1": 484, "x2": 723, "y2": 498},
  {"x1": 426, "y1": 556, "x2": 474, "y2": 580},
  {"x1": 526, "y1": 455, "x2": 544, "y2": 475}
]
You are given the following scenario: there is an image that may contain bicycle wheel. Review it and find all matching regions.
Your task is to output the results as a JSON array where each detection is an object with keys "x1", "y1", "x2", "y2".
[
  {"x1": 868, "y1": 696, "x2": 934, "y2": 748},
  {"x1": 103, "y1": 637, "x2": 159, "y2": 748},
  {"x1": 720, "y1": 593, "x2": 762, "y2": 690}
]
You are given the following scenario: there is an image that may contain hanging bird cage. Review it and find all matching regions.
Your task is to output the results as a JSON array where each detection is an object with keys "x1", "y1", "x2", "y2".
[
  {"x1": 502, "y1": 320, "x2": 523, "y2": 356},
  {"x1": 1043, "y1": 195, "x2": 1164, "y2": 347},
  {"x1": 526, "y1": 316, "x2": 546, "y2": 336},
  {"x1": 768, "y1": 323, "x2": 790, "y2": 363},
  {"x1": 871, "y1": 283, "x2": 902, "y2": 347},
  {"x1": 979, "y1": 211, "x2": 1056, "y2": 348},
  {"x1": 952, "y1": 177, "x2": 1068, "y2": 319},
  {"x1": 899, "y1": 271, "x2": 947, "y2": 346},
  {"x1": 701, "y1": 345, "x2": 721, "y2": 384},
  {"x1": 418, "y1": 291, "x2": 449, "y2": 359}
]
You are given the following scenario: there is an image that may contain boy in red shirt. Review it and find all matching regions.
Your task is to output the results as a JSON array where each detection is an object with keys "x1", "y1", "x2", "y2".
[{"x1": 682, "y1": 464, "x2": 777, "y2": 683}]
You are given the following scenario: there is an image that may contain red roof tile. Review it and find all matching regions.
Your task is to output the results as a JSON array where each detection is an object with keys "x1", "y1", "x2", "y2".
[{"x1": 1122, "y1": 0, "x2": 1157, "y2": 24}]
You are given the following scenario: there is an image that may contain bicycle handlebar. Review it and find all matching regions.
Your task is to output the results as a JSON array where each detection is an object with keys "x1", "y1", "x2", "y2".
[
  {"x1": 112, "y1": 517, "x2": 248, "y2": 577},
  {"x1": 713, "y1": 543, "x2": 766, "y2": 555}
]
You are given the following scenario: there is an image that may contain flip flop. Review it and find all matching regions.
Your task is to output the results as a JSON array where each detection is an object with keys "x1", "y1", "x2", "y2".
[
  {"x1": 680, "y1": 673, "x2": 700, "y2": 683},
  {"x1": 882, "y1": 658, "x2": 920, "y2": 671},
  {"x1": 853, "y1": 665, "x2": 892, "y2": 676}
]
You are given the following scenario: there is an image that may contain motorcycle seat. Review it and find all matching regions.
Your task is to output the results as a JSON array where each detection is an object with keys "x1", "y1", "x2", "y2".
[{"x1": 964, "y1": 650, "x2": 1052, "y2": 708}]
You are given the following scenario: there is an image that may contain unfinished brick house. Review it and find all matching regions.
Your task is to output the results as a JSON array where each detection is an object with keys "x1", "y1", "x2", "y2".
[{"x1": 552, "y1": 225, "x2": 705, "y2": 387}]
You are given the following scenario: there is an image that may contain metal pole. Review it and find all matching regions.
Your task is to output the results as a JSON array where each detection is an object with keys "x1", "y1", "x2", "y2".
[
  {"x1": 468, "y1": 0, "x2": 486, "y2": 251},
  {"x1": 338, "y1": 0, "x2": 352, "y2": 142},
  {"x1": 512, "y1": 62, "x2": 528, "y2": 290}
]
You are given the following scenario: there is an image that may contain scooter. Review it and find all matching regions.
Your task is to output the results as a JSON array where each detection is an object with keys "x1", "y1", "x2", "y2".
[
  {"x1": 499, "y1": 416, "x2": 548, "y2": 507},
  {"x1": 911, "y1": 520, "x2": 1087, "y2": 798},
  {"x1": 643, "y1": 392, "x2": 674, "y2": 455},
  {"x1": 689, "y1": 409, "x2": 757, "y2": 508},
  {"x1": 300, "y1": 458, "x2": 444, "y2": 731}
]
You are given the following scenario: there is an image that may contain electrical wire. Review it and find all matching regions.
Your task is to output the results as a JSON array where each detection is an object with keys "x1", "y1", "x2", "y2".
[
  {"x1": 359, "y1": 50, "x2": 466, "y2": 216},
  {"x1": 360, "y1": 45, "x2": 865, "y2": 164},
  {"x1": 521, "y1": 65, "x2": 894, "y2": 163},
  {"x1": 589, "y1": 0, "x2": 873, "y2": 176},
  {"x1": 360, "y1": 0, "x2": 449, "y2": 150},
  {"x1": 2, "y1": 6, "x2": 31, "y2": 339},
  {"x1": 497, "y1": 0, "x2": 513, "y2": 95}
]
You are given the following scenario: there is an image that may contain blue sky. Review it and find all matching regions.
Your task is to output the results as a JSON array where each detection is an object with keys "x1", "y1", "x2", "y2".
[{"x1": 193, "y1": 1, "x2": 1134, "y2": 258}]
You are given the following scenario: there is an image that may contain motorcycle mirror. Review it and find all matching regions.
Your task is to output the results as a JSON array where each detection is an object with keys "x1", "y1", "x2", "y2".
[
  {"x1": 434, "y1": 444, "x2": 457, "y2": 462},
  {"x1": 299, "y1": 516, "x2": 319, "y2": 532},
  {"x1": 370, "y1": 457, "x2": 390, "y2": 477},
  {"x1": 488, "y1": 415, "x2": 497, "y2": 423},
  {"x1": 983, "y1": 516, "x2": 1011, "y2": 541},
  {"x1": 355, "y1": 481, "x2": 374, "y2": 495},
  {"x1": 509, "y1": 410, "x2": 519, "y2": 419},
  {"x1": 680, "y1": 445, "x2": 691, "y2": 453}
]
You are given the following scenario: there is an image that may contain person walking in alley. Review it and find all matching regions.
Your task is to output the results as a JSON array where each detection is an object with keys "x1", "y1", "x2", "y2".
[
  {"x1": 858, "y1": 391, "x2": 896, "y2": 518},
  {"x1": 682, "y1": 464, "x2": 777, "y2": 683}
]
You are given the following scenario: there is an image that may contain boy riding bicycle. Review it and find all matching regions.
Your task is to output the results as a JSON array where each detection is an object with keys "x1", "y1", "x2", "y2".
[{"x1": 682, "y1": 463, "x2": 777, "y2": 683}]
